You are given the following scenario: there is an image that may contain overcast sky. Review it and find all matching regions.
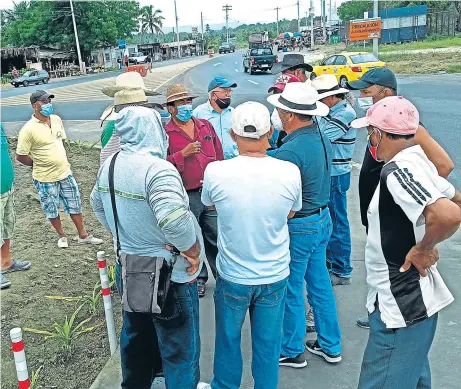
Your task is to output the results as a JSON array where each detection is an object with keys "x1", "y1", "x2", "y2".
[{"x1": 1, "y1": 0, "x2": 348, "y2": 29}]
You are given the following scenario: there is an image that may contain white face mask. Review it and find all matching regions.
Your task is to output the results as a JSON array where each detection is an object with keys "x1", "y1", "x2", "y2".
[
  {"x1": 358, "y1": 96, "x2": 374, "y2": 111},
  {"x1": 271, "y1": 108, "x2": 284, "y2": 132}
]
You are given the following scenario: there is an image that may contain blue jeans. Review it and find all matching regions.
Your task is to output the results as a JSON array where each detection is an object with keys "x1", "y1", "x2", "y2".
[
  {"x1": 327, "y1": 172, "x2": 352, "y2": 278},
  {"x1": 211, "y1": 276, "x2": 288, "y2": 389},
  {"x1": 120, "y1": 282, "x2": 200, "y2": 389},
  {"x1": 282, "y1": 208, "x2": 342, "y2": 357},
  {"x1": 358, "y1": 305, "x2": 438, "y2": 389}
]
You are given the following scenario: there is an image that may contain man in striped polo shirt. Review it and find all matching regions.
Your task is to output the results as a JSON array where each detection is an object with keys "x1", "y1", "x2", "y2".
[{"x1": 313, "y1": 74, "x2": 357, "y2": 286}]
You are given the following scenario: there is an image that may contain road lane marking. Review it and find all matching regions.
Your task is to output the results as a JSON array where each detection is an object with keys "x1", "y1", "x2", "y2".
[
  {"x1": 235, "y1": 69, "x2": 239, "y2": 72},
  {"x1": 247, "y1": 80, "x2": 258, "y2": 85},
  {"x1": 214, "y1": 63, "x2": 222, "y2": 67}
]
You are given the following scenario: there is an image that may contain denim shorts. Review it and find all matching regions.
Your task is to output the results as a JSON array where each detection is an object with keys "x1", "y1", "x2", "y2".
[{"x1": 33, "y1": 174, "x2": 82, "y2": 219}]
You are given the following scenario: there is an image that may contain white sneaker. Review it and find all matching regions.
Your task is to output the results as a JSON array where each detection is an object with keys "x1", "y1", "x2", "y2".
[
  {"x1": 77, "y1": 235, "x2": 103, "y2": 245},
  {"x1": 197, "y1": 383, "x2": 212, "y2": 389},
  {"x1": 58, "y1": 237, "x2": 69, "y2": 248}
]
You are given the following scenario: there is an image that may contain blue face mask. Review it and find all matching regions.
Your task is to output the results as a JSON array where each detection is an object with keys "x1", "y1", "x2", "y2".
[
  {"x1": 176, "y1": 104, "x2": 193, "y2": 122},
  {"x1": 40, "y1": 103, "x2": 53, "y2": 117}
]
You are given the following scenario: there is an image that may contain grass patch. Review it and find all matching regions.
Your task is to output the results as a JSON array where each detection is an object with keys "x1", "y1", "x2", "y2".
[
  {"x1": 345, "y1": 35, "x2": 461, "y2": 53},
  {"x1": 379, "y1": 51, "x2": 461, "y2": 74}
]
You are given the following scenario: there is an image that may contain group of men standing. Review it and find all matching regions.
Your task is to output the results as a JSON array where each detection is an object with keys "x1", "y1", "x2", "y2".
[{"x1": 2, "y1": 53, "x2": 460, "y2": 389}]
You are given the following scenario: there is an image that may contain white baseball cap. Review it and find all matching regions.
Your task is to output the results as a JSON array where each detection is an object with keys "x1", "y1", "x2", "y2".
[{"x1": 232, "y1": 101, "x2": 271, "y2": 139}]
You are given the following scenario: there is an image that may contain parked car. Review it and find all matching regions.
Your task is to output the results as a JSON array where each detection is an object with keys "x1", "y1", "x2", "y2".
[
  {"x1": 310, "y1": 52, "x2": 386, "y2": 88},
  {"x1": 219, "y1": 42, "x2": 236, "y2": 54},
  {"x1": 11, "y1": 69, "x2": 50, "y2": 88},
  {"x1": 242, "y1": 47, "x2": 278, "y2": 74},
  {"x1": 128, "y1": 52, "x2": 148, "y2": 64}
]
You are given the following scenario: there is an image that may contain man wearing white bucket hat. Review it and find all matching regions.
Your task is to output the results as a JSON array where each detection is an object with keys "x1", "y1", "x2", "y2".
[
  {"x1": 99, "y1": 72, "x2": 165, "y2": 165},
  {"x1": 267, "y1": 82, "x2": 342, "y2": 368},
  {"x1": 312, "y1": 74, "x2": 357, "y2": 287}
]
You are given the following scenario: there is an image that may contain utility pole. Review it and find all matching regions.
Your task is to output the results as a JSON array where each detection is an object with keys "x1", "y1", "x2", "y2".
[
  {"x1": 305, "y1": 11, "x2": 308, "y2": 28},
  {"x1": 373, "y1": 0, "x2": 379, "y2": 58},
  {"x1": 222, "y1": 4, "x2": 232, "y2": 43},
  {"x1": 321, "y1": 0, "x2": 326, "y2": 43},
  {"x1": 174, "y1": 0, "x2": 181, "y2": 58},
  {"x1": 297, "y1": 0, "x2": 300, "y2": 32},
  {"x1": 69, "y1": 0, "x2": 84, "y2": 74},
  {"x1": 329, "y1": 0, "x2": 332, "y2": 28},
  {"x1": 275, "y1": 7, "x2": 281, "y2": 37},
  {"x1": 201, "y1": 12, "x2": 204, "y2": 40},
  {"x1": 310, "y1": 0, "x2": 314, "y2": 50}
]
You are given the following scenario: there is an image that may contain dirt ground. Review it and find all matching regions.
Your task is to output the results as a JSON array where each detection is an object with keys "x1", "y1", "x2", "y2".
[{"x1": 1, "y1": 139, "x2": 122, "y2": 389}]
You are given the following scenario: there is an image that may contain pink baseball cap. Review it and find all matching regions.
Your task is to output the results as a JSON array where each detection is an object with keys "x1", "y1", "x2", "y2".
[
  {"x1": 351, "y1": 96, "x2": 420, "y2": 135},
  {"x1": 268, "y1": 74, "x2": 300, "y2": 93}
]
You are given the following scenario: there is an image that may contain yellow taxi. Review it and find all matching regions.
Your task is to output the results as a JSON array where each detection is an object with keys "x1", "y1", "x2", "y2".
[{"x1": 310, "y1": 52, "x2": 386, "y2": 88}]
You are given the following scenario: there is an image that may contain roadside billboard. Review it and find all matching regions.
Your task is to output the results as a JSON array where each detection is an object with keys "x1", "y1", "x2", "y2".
[{"x1": 349, "y1": 18, "x2": 382, "y2": 41}]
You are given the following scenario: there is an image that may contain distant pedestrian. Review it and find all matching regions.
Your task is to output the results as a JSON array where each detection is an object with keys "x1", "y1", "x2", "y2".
[
  {"x1": 165, "y1": 84, "x2": 223, "y2": 297},
  {"x1": 99, "y1": 72, "x2": 162, "y2": 166},
  {"x1": 91, "y1": 106, "x2": 206, "y2": 389},
  {"x1": 1, "y1": 124, "x2": 31, "y2": 290},
  {"x1": 124, "y1": 54, "x2": 129, "y2": 68},
  {"x1": 346, "y1": 67, "x2": 454, "y2": 329},
  {"x1": 11, "y1": 66, "x2": 19, "y2": 79},
  {"x1": 193, "y1": 76, "x2": 238, "y2": 160},
  {"x1": 312, "y1": 74, "x2": 357, "y2": 286},
  {"x1": 146, "y1": 54, "x2": 152, "y2": 73},
  {"x1": 350, "y1": 96, "x2": 461, "y2": 389},
  {"x1": 268, "y1": 82, "x2": 342, "y2": 368},
  {"x1": 16, "y1": 90, "x2": 103, "y2": 249},
  {"x1": 198, "y1": 102, "x2": 302, "y2": 389}
]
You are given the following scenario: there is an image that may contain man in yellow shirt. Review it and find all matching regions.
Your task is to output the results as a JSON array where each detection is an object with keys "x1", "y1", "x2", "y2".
[{"x1": 16, "y1": 90, "x2": 103, "y2": 248}]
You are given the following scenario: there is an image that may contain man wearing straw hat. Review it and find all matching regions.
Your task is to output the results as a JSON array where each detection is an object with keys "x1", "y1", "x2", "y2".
[
  {"x1": 165, "y1": 84, "x2": 224, "y2": 297},
  {"x1": 267, "y1": 82, "x2": 342, "y2": 368},
  {"x1": 91, "y1": 104, "x2": 206, "y2": 389},
  {"x1": 312, "y1": 74, "x2": 357, "y2": 287},
  {"x1": 99, "y1": 72, "x2": 163, "y2": 166}
]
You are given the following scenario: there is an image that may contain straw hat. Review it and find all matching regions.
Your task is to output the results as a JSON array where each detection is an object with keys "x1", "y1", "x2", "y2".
[
  {"x1": 101, "y1": 72, "x2": 160, "y2": 97},
  {"x1": 113, "y1": 89, "x2": 163, "y2": 113},
  {"x1": 267, "y1": 82, "x2": 329, "y2": 116},
  {"x1": 311, "y1": 74, "x2": 349, "y2": 100},
  {"x1": 165, "y1": 84, "x2": 198, "y2": 104}
]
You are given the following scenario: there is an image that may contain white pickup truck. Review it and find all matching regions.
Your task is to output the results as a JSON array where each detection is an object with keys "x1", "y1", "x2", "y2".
[{"x1": 128, "y1": 52, "x2": 148, "y2": 64}]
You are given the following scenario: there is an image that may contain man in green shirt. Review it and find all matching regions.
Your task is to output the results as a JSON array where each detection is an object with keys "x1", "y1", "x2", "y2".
[{"x1": 1, "y1": 124, "x2": 31, "y2": 289}]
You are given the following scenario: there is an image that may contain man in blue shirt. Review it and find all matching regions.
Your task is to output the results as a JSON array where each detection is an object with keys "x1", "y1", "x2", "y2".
[
  {"x1": 312, "y1": 74, "x2": 357, "y2": 285},
  {"x1": 267, "y1": 82, "x2": 342, "y2": 368},
  {"x1": 193, "y1": 76, "x2": 238, "y2": 160}
]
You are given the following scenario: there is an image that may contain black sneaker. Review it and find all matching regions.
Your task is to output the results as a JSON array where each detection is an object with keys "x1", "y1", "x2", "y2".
[
  {"x1": 197, "y1": 280, "x2": 206, "y2": 298},
  {"x1": 279, "y1": 353, "x2": 307, "y2": 368},
  {"x1": 356, "y1": 316, "x2": 370, "y2": 329},
  {"x1": 305, "y1": 340, "x2": 341, "y2": 363}
]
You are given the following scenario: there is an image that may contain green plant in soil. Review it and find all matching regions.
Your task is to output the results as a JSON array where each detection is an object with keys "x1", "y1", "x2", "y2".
[
  {"x1": 30, "y1": 365, "x2": 43, "y2": 389},
  {"x1": 107, "y1": 264, "x2": 117, "y2": 290},
  {"x1": 24, "y1": 304, "x2": 101, "y2": 358},
  {"x1": 46, "y1": 281, "x2": 104, "y2": 316}
]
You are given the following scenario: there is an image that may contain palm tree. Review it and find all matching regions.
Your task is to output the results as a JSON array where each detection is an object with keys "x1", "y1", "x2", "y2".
[{"x1": 139, "y1": 5, "x2": 165, "y2": 44}]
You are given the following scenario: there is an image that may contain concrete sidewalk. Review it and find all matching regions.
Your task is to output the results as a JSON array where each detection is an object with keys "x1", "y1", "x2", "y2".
[{"x1": 89, "y1": 168, "x2": 461, "y2": 389}]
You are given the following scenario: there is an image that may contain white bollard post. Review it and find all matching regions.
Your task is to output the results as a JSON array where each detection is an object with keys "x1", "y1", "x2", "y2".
[
  {"x1": 10, "y1": 327, "x2": 30, "y2": 389},
  {"x1": 97, "y1": 251, "x2": 117, "y2": 355}
]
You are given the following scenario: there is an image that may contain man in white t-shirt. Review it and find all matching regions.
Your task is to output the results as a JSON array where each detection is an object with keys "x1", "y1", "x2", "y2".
[
  {"x1": 350, "y1": 96, "x2": 461, "y2": 389},
  {"x1": 199, "y1": 102, "x2": 302, "y2": 389}
]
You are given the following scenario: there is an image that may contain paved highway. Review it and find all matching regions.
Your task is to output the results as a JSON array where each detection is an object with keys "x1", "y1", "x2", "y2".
[{"x1": 2, "y1": 50, "x2": 460, "y2": 186}]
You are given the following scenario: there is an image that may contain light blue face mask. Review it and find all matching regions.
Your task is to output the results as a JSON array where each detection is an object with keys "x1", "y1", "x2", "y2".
[
  {"x1": 40, "y1": 103, "x2": 53, "y2": 117},
  {"x1": 176, "y1": 104, "x2": 193, "y2": 122}
]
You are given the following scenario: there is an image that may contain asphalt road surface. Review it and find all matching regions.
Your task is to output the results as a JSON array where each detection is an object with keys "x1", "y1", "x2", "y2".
[{"x1": 2, "y1": 50, "x2": 460, "y2": 186}]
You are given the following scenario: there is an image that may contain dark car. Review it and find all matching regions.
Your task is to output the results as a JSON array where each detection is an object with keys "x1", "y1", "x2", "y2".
[
  {"x1": 243, "y1": 47, "x2": 278, "y2": 74},
  {"x1": 219, "y1": 42, "x2": 235, "y2": 54},
  {"x1": 11, "y1": 69, "x2": 50, "y2": 88}
]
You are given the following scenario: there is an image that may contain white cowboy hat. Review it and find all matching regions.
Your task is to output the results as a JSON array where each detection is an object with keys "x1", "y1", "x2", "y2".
[
  {"x1": 101, "y1": 72, "x2": 160, "y2": 97},
  {"x1": 311, "y1": 74, "x2": 349, "y2": 100},
  {"x1": 267, "y1": 82, "x2": 329, "y2": 116}
]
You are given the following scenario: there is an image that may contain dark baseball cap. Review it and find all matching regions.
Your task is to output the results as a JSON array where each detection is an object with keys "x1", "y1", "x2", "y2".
[
  {"x1": 208, "y1": 76, "x2": 237, "y2": 92},
  {"x1": 346, "y1": 68, "x2": 397, "y2": 91},
  {"x1": 30, "y1": 90, "x2": 55, "y2": 105}
]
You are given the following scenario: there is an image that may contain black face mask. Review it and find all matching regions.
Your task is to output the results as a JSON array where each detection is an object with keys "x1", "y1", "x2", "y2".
[{"x1": 214, "y1": 96, "x2": 231, "y2": 109}]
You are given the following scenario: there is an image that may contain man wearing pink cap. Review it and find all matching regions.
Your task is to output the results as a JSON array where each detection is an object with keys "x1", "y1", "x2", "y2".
[{"x1": 351, "y1": 96, "x2": 461, "y2": 389}]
